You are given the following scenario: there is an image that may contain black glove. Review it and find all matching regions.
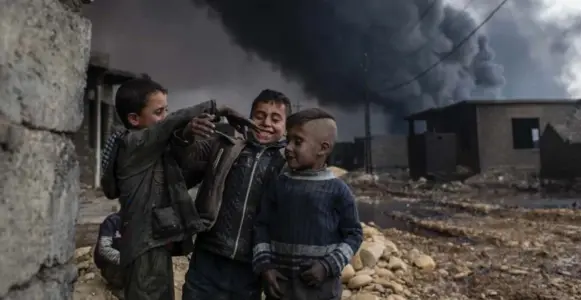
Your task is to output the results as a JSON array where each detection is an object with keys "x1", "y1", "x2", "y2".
[{"x1": 300, "y1": 261, "x2": 327, "y2": 287}]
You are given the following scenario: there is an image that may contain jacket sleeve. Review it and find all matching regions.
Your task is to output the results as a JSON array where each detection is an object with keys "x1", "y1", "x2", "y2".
[
  {"x1": 320, "y1": 181, "x2": 363, "y2": 278},
  {"x1": 96, "y1": 217, "x2": 120, "y2": 265},
  {"x1": 252, "y1": 181, "x2": 277, "y2": 274},
  {"x1": 121, "y1": 100, "x2": 217, "y2": 170},
  {"x1": 170, "y1": 133, "x2": 217, "y2": 189}
]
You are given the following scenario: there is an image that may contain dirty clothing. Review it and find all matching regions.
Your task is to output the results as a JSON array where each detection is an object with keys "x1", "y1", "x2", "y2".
[
  {"x1": 172, "y1": 133, "x2": 286, "y2": 299},
  {"x1": 94, "y1": 212, "x2": 123, "y2": 288},
  {"x1": 253, "y1": 168, "x2": 362, "y2": 299},
  {"x1": 100, "y1": 101, "x2": 217, "y2": 300},
  {"x1": 182, "y1": 247, "x2": 262, "y2": 300},
  {"x1": 100, "y1": 100, "x2": 216, "y2": 267},
  {"x1": 124, "y1": 246, "x2": 174, "y2": 300},
  {"x1": 101, "y1": 264, "x2": 124, "y2": 289},
  {"x1": 265, "y1": 276, "x2": 342, "y2": 300},
  {"x1": 94, "y1": 212, "x2": 122, "y2": 269}
]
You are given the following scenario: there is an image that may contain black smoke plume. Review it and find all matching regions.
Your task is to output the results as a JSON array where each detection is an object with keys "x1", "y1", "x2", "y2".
[{"x1": 193, "y1": 0, "x2": 505, "y2": 119}]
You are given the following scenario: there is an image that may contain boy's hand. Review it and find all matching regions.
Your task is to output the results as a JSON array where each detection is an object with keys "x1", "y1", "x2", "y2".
[
  {"x1": 185, "y1": 113, "x2": 215, "y2": 138},
  {"x1": 262, "y1": 269, "x2": 287, "y2": 299},
  {"x1": 300, "y1": 261, "x2": 327, "y2": 287}
]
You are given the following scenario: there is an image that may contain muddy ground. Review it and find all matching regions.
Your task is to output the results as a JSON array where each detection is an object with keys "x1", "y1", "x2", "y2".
[{"x1": 73, "y1": 172, "x2": 581, "y2": 300}]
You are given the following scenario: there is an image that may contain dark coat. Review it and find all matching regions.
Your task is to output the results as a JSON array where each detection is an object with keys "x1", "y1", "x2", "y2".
[{"x1": 101, "y1": 100, "x2": 216, "y2": 266}]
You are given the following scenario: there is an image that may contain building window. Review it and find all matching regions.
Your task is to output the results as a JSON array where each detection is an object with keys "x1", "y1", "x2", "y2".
[{"x1": 511, "y1": 118, "x2": 540, "y2": 149}]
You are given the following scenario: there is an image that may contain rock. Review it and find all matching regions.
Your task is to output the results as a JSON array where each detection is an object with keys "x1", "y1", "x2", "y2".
[
  {"x1": 329, "y1": 166, "x2": 348, "y2": 177},
  {"x1": 354, "y1": 293, "x2": 379, "y2": 300},
  {"x1": 355, "y1": 268, "x2": 375, "y2": 276},
  {"x1": 373, "y1": 278, "x2": 404, "y2": 293},
  {"x1": 359, "y1": 242, "x2": 386, "y2": 268},
  {"x1": 375, "y1": 267, "x2": 393, "y2": 278},
  {"x1": 341, "y1": 264, "x2": 356, "y2": 283},
  {"x1": 386, "y1": 295, "x2": 407, "y2": 300},
  {"x1": 382, "y1": 239, "x2": 399, "y2": 256},
  {"x1": 387, "y1": 257, "x2": 408, "y2": 271},
  {"x1": 362, "y1": 226, "x2": 381, "y2": 239},
  {"x1": 412, "y1": 254, "x2": 436, "y2": 271},
  {"x1": 74, "y1": 246, "x2": 92, "y2": 261},
  {"x1": 83, "y1": 272, "x2": 95, "y2": 281},
  {"x1": 76, "y1": 261, "x2": 91, "y2": 271},
  {"x1": 351, "y1": 252, "x2": 364, "y2": 270},
  {"x1": 347, "y1": 275, "x2": 373, "y2": 289}
]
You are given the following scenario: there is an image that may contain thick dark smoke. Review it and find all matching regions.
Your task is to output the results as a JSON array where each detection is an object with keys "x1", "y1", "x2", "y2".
[
  {"x1": 473, "y1": 0, "x2": 574, "y2": 98},
  {"x1": 192, "y1": 0, "x2": 505, "y2": 123}
]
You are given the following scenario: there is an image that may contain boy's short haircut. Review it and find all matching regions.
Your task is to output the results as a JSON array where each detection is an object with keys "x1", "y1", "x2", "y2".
[
  {"x1": 115, "y1": 78, "x2": 168, "y2": 128},
  {"x1": 286, "y1": 108, "x2": 335, "y2": 130},
  {"x1": 251, "y1": 89, "x2": 293, "y2": 116}
]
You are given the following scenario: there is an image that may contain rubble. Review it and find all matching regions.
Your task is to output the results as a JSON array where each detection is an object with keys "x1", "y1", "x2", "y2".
[{"x1": 340, "y1": 223, "x2": 437, "y2": 300}]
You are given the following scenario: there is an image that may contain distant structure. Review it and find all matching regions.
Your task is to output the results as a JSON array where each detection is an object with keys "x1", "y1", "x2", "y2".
[{"x1": 404, "y1": 99, "x2": 578, "y2": 179}]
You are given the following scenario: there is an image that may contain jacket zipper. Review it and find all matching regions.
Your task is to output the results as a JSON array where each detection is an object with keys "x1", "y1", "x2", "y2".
[{"x1": 231, "y1": 147, "x2": 267, "y2": 258}]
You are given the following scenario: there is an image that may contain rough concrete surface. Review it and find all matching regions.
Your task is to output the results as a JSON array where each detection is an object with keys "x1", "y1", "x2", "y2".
[
  {"x1": 0, "y1": 0, "x2": 91, "y2": 298},
  {"x1": 0, "y1": 0, "x2": 90, "y2": 133}
]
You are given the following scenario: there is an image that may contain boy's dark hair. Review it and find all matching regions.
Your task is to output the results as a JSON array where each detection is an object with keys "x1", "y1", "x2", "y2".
[
  {"x1": 286, "y1": 108, "x2": 335, "y2": 130},
  {"x1": 251, "y1": 89, "x2": 292, "y2": 116},
  {"x1": 115, "y1": 78, "x2": 168, "y2": 128}
]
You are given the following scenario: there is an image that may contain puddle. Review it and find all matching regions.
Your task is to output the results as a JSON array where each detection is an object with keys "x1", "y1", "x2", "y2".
[{"x1": 356, "y1": 199, "x2": 472, "y2": 242}]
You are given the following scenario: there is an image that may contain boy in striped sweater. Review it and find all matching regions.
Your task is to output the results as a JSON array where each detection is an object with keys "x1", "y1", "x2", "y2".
[{"x1": 253, "y1": 108, "x2": 363, "y2": 300}]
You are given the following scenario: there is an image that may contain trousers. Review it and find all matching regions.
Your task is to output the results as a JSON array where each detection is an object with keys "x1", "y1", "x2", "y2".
[
  {"x1": 181, "y1": 247, "x2": 262, "y2": 300},
  {"x1": 124, "y1": 246, "x2": 174, "y2": 300}
]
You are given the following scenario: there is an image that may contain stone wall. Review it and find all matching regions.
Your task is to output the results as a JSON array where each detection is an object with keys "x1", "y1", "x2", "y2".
[{"x1": 0, "y1": 0, "x2": 90, "y2": 299}]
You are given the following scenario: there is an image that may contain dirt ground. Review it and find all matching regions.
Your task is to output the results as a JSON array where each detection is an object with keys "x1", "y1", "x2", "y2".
[{"x1": 73, "y1": 172, "x2": 581, "y2": 300}]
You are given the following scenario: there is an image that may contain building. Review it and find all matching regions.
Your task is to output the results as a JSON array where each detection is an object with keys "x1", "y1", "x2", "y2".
[
  {"x1": 328, "y1": 135, "x2": 408, "y2": 171},
  {"x1": 72, "y1": 52, "x2": 143, "y2": 187},
  {"x1": 539, "y1": 100, "x2": 581, "y2": 179},
  {"x1": 405, "y1": 99, "x2": 577, "y2": 179}
]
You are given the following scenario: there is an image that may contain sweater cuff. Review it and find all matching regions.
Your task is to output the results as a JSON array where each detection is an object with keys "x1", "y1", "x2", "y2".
[
  {"x1": 321, "y1": 254, "x2": 342, "y2": 277},
  {"x1": 253, "y1": 260, "x2": 274, "y2": 275}
]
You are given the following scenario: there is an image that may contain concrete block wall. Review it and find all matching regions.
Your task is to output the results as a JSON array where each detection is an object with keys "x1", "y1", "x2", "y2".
[
  {"x1": 476, "y1": 104, "x2": 572, "y2": 172},
  {"x1": 0, "y1": 0, "x2": 90, "y2": 299}
]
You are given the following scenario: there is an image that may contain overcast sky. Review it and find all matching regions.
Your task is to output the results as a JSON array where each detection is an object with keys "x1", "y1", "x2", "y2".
[{"x1": 83, "y1": 0, "x2": 581, "y2": 140}]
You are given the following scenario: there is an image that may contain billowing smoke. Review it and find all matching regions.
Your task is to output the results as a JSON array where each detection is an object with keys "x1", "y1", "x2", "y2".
[{"x1": 192, "y1": 0, "x2": 505, "y2": 120}]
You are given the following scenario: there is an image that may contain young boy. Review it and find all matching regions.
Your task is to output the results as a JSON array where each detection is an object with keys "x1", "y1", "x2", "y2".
[
  {"x1": 100, "y1": 78, "x2": 250, "y2": 300},
  {"x1": 94, "y1": 212, "x2": 123, "y2": 298},
  {"x1": 174, "y1": 89, "x2": 292, "y2": 300},
  {"x1": 252, "y1": 108, "x2": 363, "y2": 300}
]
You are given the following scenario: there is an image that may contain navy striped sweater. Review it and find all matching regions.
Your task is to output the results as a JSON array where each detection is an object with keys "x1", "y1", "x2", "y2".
[{"x1": 252, "y1": 168, "x2": 363, "y2": 278}]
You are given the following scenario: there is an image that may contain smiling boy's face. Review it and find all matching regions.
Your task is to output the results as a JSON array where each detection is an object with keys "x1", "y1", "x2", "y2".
[{"x1": 250, "y1": 100, "x2": 287, "y2": 144}]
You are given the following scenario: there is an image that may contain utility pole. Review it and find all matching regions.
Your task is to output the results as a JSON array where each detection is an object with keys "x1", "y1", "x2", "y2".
[{"x1": 363, "y1": 52, "x2": 373, "y2": 174}]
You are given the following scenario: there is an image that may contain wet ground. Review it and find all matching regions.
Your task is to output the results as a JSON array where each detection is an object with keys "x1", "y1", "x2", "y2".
[{"x1": 74, "y1": 179, "x2": 581, "y2": 299}]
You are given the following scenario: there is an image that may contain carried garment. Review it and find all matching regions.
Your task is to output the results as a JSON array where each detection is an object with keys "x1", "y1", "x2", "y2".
[{"x1": 172, "y1": 134, "x2": 287, "y2": 262}]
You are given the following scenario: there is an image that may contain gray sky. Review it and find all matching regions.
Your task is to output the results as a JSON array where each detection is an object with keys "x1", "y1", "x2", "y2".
[{"x1": 84, "y1": 0, "x2": 578, "y2": 140}]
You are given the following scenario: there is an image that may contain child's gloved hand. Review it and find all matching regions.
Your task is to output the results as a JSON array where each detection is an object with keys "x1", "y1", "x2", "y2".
[
  {"x1": 300, "y1": 261, "x2": 327, "y2": 287},
  {"x1": 261, "y1": 269, "x2": 287, "y2": 299},
  {"x1": 184, "y1": 113, "x2": 216, "y2": 139}
]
